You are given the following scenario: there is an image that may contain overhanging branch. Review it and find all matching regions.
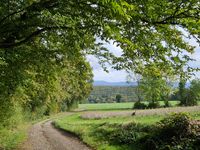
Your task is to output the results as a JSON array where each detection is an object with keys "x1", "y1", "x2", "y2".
[{"x1": 0, "y1": 25, "x2": 96, "y2": 49}]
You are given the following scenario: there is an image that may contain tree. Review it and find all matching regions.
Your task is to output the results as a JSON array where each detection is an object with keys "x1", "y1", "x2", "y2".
[
  {"x1": 116, "y1": 94, "x2": 122, "y2": 103},
  {"x1": 138, "y1": 64, "x2": 173, "y2": 105},
  {"x1": 178, "y1": 63, "x2": 197, "y2": 106},
  {"x1": 184, "y1": 79, "x2": 200, "y2": 106},
  {"x1": 0, "y1": 1, "x2": 199, "y2": 65},
  {"x1": 0, "y1": 35, "x2": 93, "y2": 125},
  {"x1": 127, "y1": 72, "x2": 143, "y2": 102},
  {"x1": 178, "y1": 73, "x2": 187, "y2": 105}
]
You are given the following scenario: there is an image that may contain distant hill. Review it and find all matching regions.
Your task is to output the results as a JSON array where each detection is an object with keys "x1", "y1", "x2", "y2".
[
  {"x1": 93, "y1": 81, "x2": 137, "y2": 86},
  {"x1": 93, "y1": 81, "x2": 191, "y2": 87}
]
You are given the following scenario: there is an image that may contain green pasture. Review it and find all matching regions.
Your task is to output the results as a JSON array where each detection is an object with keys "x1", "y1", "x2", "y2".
[
  {"x1": 55, "y1": 110, "x2": 200, "y2": 150},
  {"x1": 54, "y1": 114, "x2": 157, "y2": 150},
  {"x1": 79, "y1": 102, "x2": 134, "y2": 110},
  {"x1": 79, "y1": 101, "x2": 179, "y2": 111}
]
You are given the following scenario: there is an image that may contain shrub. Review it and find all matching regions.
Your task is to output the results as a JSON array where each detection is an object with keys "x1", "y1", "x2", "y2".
[
  {"x1": 147, "y1": 102, "x2": 160, "y2": 109},
  {"x1": 142, "y1": 113, "x2": 195, "y2": 150},
  {"x1": 163, "y1": 101, "x2": 172, "y2": 107},
  {"x1": 157, "y1": 113, "x2": 191, "y2": 140},
  {"x1": 133, "y1": 101, "x2": 147, "y2": 109},
  {"x1": 109, "y1": 122, "x2": 151, "y2": 144}
]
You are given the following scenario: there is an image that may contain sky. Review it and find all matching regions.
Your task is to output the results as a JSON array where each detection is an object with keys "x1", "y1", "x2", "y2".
[
  {"x1": 87, "y1": 41, "x2": 129, "y2": 82},
  {"x1": 87, "y1": 39, "x2": 200, "y2": 82}
]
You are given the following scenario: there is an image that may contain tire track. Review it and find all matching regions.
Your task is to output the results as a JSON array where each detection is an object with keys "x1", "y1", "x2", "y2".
[{"x1": 21, "y1": 115, "x2": 91, "y2": 150}]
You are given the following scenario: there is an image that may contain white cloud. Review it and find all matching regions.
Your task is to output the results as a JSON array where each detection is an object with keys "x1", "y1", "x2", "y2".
[
  {"x1": 87, "y1": 42, "x2": 127, "y2": 82},
  {"x1": 87, "y1": 38, "x2": 200, "y2": 82},
  {"x1": 93, "y1": 69, "x2": 128, "y2": 82}
]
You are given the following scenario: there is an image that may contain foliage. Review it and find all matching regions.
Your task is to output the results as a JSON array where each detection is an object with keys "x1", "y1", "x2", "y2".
[
  {"x1": 147, "y1": 102, "x2": 161, "y2": 109},
  {"x1": 116, "y1": 94, "x2": 122, "y2": 103},
  {"x1": 0, "y1": 0, "x2": 199, "y2": 112},
  {"x1": 179, "y1": 79, "x2": 200, "y2": 106},
  {"x1": 113, "y1": 0, "x2": 200, "y2": 76},
  {"x1": 163, "y1": 100, "x2": 172, "y2": 108},
  {"x1": 55, "y1": 112, "x2": 200, "y2": 150},
  {"x1": 127, "y1": 72, "x2": 144, "y2": 102},
  {"x1": 109, "y1": 122, "x2": 151, "y2": 144},
  {"x1": 0, "y1": 124, "x2": 28, "y2": 150},
  {"x1": 87, "y1": 86, "x2": 137, "y2": 103},
  {"x1": 186, "y1": 79, "x2": 200, "y2": 106},
  {"x1": 139, "y1": 75, "x2": 172, "y2": 104},
  {"x1": 0, "y1": 41, "x2": 93, "y2": 126},
  {"x1": 178, "y1": 74, "x2": 188, "y2": 105},
  {"x1": 141, "y1": 113, "x2": 200, "y2": 150},
  {"x1": 157, "y1": 113, "x2": 191, "y2": 139},
  {"x1": 133, "y1": 101, "x2": 147, "y2": 109},
  {"x1": 0, "y1": 0, "x2": 200, "y2": 148}
]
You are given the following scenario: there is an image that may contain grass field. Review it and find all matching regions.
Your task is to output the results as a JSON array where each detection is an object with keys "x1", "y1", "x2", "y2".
[
  {"x1": 79, "y1": 102, "x2": 134, "y2": 110},
  {"x1": 55, "y1": 105, "x2": 200, "y2": 150},
  {"x1": 79, "y1": 101, "x2": 179, "y2": 111},
  {"x1": 54, "y1": 114, "x2": 162, "y2": 150}
]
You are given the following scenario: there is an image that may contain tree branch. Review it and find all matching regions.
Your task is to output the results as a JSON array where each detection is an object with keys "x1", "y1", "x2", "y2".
[
  {"x1": 0, "y1": 9, "x2": 24, "y2": 25},
  {"x1": 0, "y1": 25, "x2": 97, "y2": 49}
]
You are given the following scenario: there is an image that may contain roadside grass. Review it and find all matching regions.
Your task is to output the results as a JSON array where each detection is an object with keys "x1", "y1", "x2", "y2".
[
  {"x1": 54, "y1": 110, "x2": 200, "y2": 150},
  {"x1": 0, "y1": 124, "x2": 28, "y2": 150},
  {"x1": 0, "y1": 112, "x2": 68, "y2": 150},
  {"x1": 79, "y1": 101, "x2": 179, "y2": 111}
]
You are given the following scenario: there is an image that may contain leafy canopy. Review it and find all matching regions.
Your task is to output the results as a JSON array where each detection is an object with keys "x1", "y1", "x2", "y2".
[{"x1": 0, "y1": 0, "x2": 199, "y2": 68}]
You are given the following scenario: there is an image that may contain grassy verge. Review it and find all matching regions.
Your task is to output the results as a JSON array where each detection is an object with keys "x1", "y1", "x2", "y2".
[
  {"x1": 0, "y1": 112, "x2": 68, "y2": 150},
  {"x1": 0, "y1": 124, "x2": 29, "y2": 150},
  {"x1": 54, "y1": 111, "x2": 200, "y2": 150},
  {"x1": 79, "y1": 101, "x2": 179, "y2": 111}
]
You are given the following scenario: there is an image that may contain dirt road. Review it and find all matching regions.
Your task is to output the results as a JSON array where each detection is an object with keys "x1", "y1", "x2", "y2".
[{"x1": 21, "y1": 118, "x2": 91, "y2": 150}]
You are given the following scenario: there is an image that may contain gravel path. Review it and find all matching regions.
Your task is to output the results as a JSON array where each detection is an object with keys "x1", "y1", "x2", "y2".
[{"x1": 21, "y1": 117, "x2": 91, "y2": 150}]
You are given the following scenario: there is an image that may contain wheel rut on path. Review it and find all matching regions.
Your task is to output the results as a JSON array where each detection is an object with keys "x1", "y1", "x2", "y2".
[{"x1": 21, "y1": 115, "x2": 91, "y2": 150}]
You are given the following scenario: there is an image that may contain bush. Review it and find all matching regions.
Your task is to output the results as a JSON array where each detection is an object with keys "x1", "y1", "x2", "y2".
[
  {"x1": 133, "y1": 101, "x2": 147, "y2": 109},
  {"x1": 147, "y1": 102, "x2": 160, "y2": 109},
  {"x1": 142, "y1": 113, "x2": 196, "y2": 150},
  {"x1": 157, "y1": 113, "x2": 191, "y2": 140},
  {"x1": 163, "y1": 101, "x2": 172, "y2": 107},
  {"x1": 109, "y1": 122, "x2": 151, "y2": 144},
  {"x1": 91, "y1": 113, "x2": 200, "y2": 150}
]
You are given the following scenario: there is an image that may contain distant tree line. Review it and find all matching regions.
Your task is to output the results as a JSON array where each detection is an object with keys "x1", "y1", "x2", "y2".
[
  {"x1": 133, "y1": 75, "x2": 200, "y2": 109},
  {"x1": 86, "y1": 77, "x2": 200, "y2": 109},
  {"x1": 85, "y1": 86, "x2": 138, "y2": 103}
]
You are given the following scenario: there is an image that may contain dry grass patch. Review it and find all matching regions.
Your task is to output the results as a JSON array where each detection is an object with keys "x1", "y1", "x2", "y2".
[{"x1": 81, "y1": 106, "x2": 200, "y2": 119}]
